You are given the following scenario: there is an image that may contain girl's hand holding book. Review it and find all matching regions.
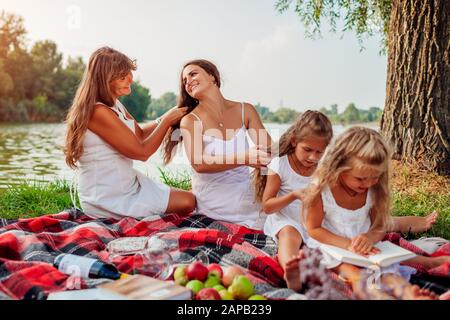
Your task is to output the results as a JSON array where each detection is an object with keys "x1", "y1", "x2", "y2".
[{"x1": 348, "y1": 234, "x2": 381, "y2": 256}]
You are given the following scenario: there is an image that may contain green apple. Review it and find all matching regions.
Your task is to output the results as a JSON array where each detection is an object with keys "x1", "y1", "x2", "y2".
[
  {"x1": 228, "y1": 275, "x2": 254, "y2": 300},
  {"x1": 219, "y1": 289, "x2": 234, "y2": 300},
  {"x1": 186, "y1": 280, "x2": 204, "y2": 294},
  {"x1": 204, "y1": 274, "x2": 221, "y2": 288},
  {"x1": 248, "y1": 294, "x2": 267, "y2": 300},
  {"x1": 173, "y1": 265, "x2": 189, "y2": 286},
  {"x1": 213, "y1": 284, "x2": 226, "y2": 292}
]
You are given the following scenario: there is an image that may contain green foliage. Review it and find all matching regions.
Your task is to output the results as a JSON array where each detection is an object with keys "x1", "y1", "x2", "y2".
[
  {"x1": 0, "y1": 179, "x2": 77, "y2": 219},
  {"x1": 254, "y1": 103, "x2": 300, "y2": 123},
  {"x1": 275, "y1": 0, "x2": 392, "y2": 51},
  {"x1": 119, "y1": 81, "x2": 151, "y2": 122},
  {"x1": 158, "y1": 167, "x2": 192, "y2": 191},
  {"x1": 320, "y1": 103, "x2": 381, "y2": 124},
  {"x1": 0, "y1": 12, "x2": 84, "y2": 122},
  {"x1": 148, "y1": 92, "x2": 177, "y2": 119},
  {"x1": 0, "y1": 11, "x2": 151, "y2": 123}
]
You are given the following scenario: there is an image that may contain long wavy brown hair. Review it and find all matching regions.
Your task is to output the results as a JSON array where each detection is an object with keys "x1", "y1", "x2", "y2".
[
  {"x1": 162, "y1": 59, "x2": 221, "y2": 164},
  {"x1": 303, "y1": 126, "x2": 394, "y2": 231},
  {"x1": 253, "y1": 110, "x2": 333, "y2": 202},
  {"x1": 64, "y1": 47, "x2": 136, "y2": 168}
]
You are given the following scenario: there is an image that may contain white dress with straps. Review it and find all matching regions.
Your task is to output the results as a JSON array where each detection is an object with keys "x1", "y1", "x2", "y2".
[
  {"x1": 189, "y1": 103, "x2": 266, "y2": 230},
  {"x1": 76, "y1": 100, "x2": 171, "y2": 220},
  {"x1": 314, "y1": 186, "x2": 409, "y2": 278},
  {"x1": 263, "y1": 155, "x2": 319, "y2": 247}
]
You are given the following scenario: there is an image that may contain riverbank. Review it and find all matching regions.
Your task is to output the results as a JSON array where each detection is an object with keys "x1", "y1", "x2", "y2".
[{"x1": 0, "y1": 162, "x2": 448, "y2": 239}]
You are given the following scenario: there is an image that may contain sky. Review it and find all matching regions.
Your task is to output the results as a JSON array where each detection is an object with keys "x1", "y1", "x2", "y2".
[{"x1": 0, "y1": 0, "x2": 388, "y2": 112}]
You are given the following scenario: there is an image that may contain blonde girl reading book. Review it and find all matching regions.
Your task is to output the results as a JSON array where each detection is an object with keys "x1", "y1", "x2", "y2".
[{"x1": 303, "y1": 127, "x2": 449, "y2": 299}]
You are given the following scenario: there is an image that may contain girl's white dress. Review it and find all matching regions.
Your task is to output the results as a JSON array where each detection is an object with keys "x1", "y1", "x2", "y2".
[
  {"x1": 189, "y1": 103, "x2": 266, "y2": 230},
  {"x1": 263, "y1": 155, "x2": 319, "y2": 247},
  {"x1": 312, "y1": 185, "x2": 412, "y2": 279},
  {"x1": 76, "y1": 100, "x2": 171, "y2": 220}
]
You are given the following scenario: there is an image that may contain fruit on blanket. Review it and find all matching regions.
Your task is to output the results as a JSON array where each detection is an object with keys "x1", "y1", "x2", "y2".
[
  {"x1": 186, "y1": 280, "x2": 204, "y2": 294},
  {"x1": 173, "y1": 265, "x2": 189, "y2": 286},
  {"x1": 228, "y1": 275, "x2": 254, "y2": 300},
  {"x1": 204, "y1": 274, "x2": 221, "y2": 288},
  {"x1": 248, "y1": 294, "x2": 267, "y2": 300},
  {"x1": 196, "y1": 288, "x2": 221, "y2": 300},
  {"x1": 222, "y1": 266, "x2": 244, "y2": 287},
  {"x1": 219, "y1": 289, "x2": 234, "y2": 300},
  {"x1": 186, "y1": 261, "x2": 209, "y2": 282},
  {"x1": 207, "y1": 263, "x2": 223, "y2": 278},
  {"x1": 213, "y1": 284, "x2": 226, "y2": 292}
]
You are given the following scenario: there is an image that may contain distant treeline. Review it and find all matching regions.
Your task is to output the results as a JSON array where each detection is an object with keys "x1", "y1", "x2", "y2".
[
  {"x1": 0, "y1": 11, "x2": 382, "y2": 125},
  {"x1": 254, "y1": 103, "x2": 382, "y2": 124}
]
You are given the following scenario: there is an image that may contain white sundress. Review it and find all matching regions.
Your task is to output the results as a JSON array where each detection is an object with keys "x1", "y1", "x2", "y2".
[
  {"x1": 313, "y1": 185, "x2": 412, "y2": 279},
  {"x1": 74, "y1": 100, "x2": 171, "y2": 220},
  {"x1": 190, "y1": 103, "x2": 266, "y2": 230},
  {"x1": 263, "y1": 155, "x2": 319, "y2": 248}
]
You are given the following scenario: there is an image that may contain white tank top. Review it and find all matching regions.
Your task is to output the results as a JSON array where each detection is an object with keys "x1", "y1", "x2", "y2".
[
  {"x1": 321, "y1": 185, "x2": 373, "y2": 239},
  {"x1": 189, "y1": 103, "x2": 264, "y2": 229}
]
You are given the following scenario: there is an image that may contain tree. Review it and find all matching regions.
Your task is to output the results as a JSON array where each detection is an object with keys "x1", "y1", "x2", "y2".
[
  {"x1": 147, "y1": 91, "x2": 177, "y2": 119},
  {"x1": 342, "y1": 103, "x2": 360, "y2": 123},
  {"x1": 273, "y1": 107, "x2": 300, "y2": 123},
  {"x1": 57, "y1": 56, "x2": 85, "y2": 111},
  {"x1": 120, "y1": 81, "x2": 151, "y2": 122},
  {"x1": 30, "y1": 40, "x2": 63, "y2": 103},
  {"x1": 0, "y1": 11, "x2": 27, "y2": 58},
  {"x1": 276, "y1": 0, "x2": 449, "y2": 175}
]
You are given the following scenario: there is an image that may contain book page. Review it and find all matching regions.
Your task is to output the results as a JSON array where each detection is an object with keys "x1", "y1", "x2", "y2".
[{"x1": 369, "y1": 241, "x2": 416, "y2": 266}]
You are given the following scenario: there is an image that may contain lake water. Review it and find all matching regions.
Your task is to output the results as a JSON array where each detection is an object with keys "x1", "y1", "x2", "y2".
[{"x1": 0, "y1": 122, "x2": 368, "y2": 189}]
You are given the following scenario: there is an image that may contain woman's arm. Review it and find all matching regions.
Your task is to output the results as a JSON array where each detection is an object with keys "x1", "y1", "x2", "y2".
[
  {"x1": 88, "y1": 105, "x2": 185, "y2": 161},
  {"x1": 244, "y1": 103, "x2": 273, "y2": 151},
  {"x1": 306, "y1": 195, "x2": 352, "y2": 249},
  {"x1": 180, "y1": 114, "x2": 270, "y2": 173},
  {"x1": 120, "y1": 105, "x2": 159, "y2": 141},
  {"x1": 261, "y1": 171, "x2": 300, "y2": 214}
]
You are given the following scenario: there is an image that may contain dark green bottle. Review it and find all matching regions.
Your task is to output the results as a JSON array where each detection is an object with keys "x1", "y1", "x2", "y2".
[{"x1": 54, "y1": 253, "x2": 125, "y2": 280}]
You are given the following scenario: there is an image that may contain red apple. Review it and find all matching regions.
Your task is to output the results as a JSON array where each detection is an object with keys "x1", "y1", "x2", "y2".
[
  {"x1": 222, "y1": 266, "x2": 245, "y2": 288},
  {"x1": 186, "y1": 261, "x2": 209, "y2": 282},
  {"x1": 196, "y1": 288, "x2": 221, "y2": 300},
  {"x1": 207, "y1": 263, "x2": 223, "y2": 279}
]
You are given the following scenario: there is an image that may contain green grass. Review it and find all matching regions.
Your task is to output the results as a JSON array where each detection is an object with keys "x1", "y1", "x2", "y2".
[
  {"x1": 0, "y1": 165, "x2": 448, "y2": 240},
  {"x1": 157, "y1": 167, "x2": 192, "y2": 191},
  {"x1": 392, "y1": 188, "x2": 449, "y2": 239},
  {"x1": 0, "y1": 179, "x2": 79, "y2": 220}
]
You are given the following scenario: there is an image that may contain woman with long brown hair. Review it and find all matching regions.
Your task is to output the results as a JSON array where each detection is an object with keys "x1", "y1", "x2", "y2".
[
  {"x1": 162, "y1": 59, "x2": 272, "y2": 229},
  {"x1": 64, "y1": 47, "x2": 195, "y2": 219}
]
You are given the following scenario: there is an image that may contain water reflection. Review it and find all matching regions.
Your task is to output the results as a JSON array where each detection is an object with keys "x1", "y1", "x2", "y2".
[{"x1": 0, "y1": 122, "x2": 355, "y2": 189}]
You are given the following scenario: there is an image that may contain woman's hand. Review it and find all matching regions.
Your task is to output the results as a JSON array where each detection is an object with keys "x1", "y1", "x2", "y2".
[
  {"x1": 348, "y1": 234, "x2": 380, "y2": 256},
  {"x1": 245, "y1": 145, "x2": 272, "y2": 168},
  {"x1": 161, "y1": 106, "x2": 189, "y2": 126}
]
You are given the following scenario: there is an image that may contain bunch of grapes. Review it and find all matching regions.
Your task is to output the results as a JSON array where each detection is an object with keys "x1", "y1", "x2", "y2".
[{"x1": 299, "y1": 247, "x2": 352, "y2": 300}]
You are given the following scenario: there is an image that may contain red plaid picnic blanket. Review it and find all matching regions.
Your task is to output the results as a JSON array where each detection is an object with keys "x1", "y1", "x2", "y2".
[
  {"x1": 0, "y1": 209, "x2": 448, "y2": 300},
  {"x1": 0, "y1": 209, "x2": 289, "y2": 300}
]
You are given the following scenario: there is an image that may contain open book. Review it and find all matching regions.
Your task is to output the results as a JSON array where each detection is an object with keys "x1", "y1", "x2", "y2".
[{"x1": 320, "y1": 241, "x2": 417, "y2": 268}]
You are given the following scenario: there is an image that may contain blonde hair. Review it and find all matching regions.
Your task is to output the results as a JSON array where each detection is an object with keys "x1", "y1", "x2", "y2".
[
  {"x1": 64, "y1": 47, "x2": 136, "y2": 168},
  {"x1": 253, "y1": 110, "x2": 333, "y2": 202},
  {"x1": 303, "y1": 126, "x2": 393, "y2": 231}
]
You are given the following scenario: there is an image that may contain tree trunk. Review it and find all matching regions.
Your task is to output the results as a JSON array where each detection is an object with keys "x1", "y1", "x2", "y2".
[{"x1": 381, "y1": 0, "x2": 450, "y2": 176}]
